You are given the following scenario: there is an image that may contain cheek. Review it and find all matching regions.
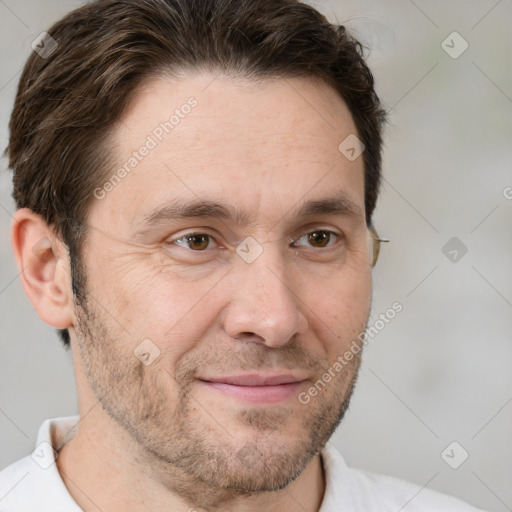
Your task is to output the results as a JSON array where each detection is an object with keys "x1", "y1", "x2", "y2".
[
  {"x1": 105, "y1": 262, "x2": 225, "y2": 361},
  {"x1": 305, "y1": 265, "x2": 371, "y2": 348}
]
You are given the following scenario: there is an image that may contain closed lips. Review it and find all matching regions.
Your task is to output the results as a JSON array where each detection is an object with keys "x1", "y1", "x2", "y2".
[{"x1": 199, "y1": 374, "x2": 307, "y2": 386}]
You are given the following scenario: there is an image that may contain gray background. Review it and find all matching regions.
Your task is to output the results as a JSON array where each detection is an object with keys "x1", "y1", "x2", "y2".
[{"x1": 1, "y1": 1, "x2": 511, "y2": 510}]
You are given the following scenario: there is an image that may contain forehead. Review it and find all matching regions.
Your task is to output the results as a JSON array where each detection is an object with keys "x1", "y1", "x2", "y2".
[{"x1": 89, "y1": 72, "x2": 365, "y2": 231}]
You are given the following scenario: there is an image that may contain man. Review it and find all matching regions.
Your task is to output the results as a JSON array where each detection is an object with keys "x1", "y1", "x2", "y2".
[{"x1": 0, "y1": 0, "x2": 485, "y2": 510}]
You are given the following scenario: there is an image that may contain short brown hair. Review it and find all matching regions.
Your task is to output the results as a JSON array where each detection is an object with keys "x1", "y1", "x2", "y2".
[{"x1": 7, "y1": 0, "x2": 386, "y2": 347}]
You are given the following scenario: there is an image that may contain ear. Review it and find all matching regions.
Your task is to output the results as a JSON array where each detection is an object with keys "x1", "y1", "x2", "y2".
[{"x1": 10, "y1": 208, "x2": 74, "y2": 330}]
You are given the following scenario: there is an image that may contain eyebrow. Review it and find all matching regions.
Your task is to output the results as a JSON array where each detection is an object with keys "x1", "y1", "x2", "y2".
[{"x1": 139, "y1": 192, "x2": 364, "y2": 229}]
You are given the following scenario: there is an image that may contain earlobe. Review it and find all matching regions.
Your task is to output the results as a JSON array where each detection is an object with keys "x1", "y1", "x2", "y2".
[{"x1": 10, "y1": 208, "x2": 74, "y2": 330}]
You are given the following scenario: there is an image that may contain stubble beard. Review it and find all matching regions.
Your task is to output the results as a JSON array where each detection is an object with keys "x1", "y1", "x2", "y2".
[{"x1": 72, "y1": 283, "x2": 366, "y2": 508}]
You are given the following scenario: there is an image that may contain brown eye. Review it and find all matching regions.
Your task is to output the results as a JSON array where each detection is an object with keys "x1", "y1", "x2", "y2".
[
  {"x1": 307, "y1": 231, "x2": 331, "y2": 248},
  {"x1": 175, "y1": 233, "x2": 214, "y2": 251},
  {"x1": 291, "y1": 230, "x2": 339, "y2": 249}
]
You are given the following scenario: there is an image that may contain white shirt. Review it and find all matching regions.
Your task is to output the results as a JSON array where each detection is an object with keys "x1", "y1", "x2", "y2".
[{"x1": 0, "y1": 416, "x2": 486, "y2": 511}]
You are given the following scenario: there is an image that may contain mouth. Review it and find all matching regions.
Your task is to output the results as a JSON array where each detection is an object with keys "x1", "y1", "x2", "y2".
[{"x1": 197, "y1": 373, "x2": 308, "y2": 404}]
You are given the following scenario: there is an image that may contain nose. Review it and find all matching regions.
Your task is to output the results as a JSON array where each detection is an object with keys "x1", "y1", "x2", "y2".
[{"x1": 222, "y1": 246, "x2": 309, "y2": 347}]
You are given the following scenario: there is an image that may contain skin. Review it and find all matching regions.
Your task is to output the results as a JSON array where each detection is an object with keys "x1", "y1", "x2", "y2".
[{"x1": 11, "y1": 73, "x2": 373, "y2": 512}]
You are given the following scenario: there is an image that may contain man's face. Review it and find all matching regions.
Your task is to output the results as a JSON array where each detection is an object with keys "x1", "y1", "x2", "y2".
[{"x1": 72, "y1": 73, "x2": 372, "y2": 494}]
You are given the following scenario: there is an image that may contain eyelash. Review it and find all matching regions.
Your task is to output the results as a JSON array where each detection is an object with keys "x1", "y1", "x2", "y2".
[{"x1": 168, "y1": 229, "x2": 343, "y2": 253}]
